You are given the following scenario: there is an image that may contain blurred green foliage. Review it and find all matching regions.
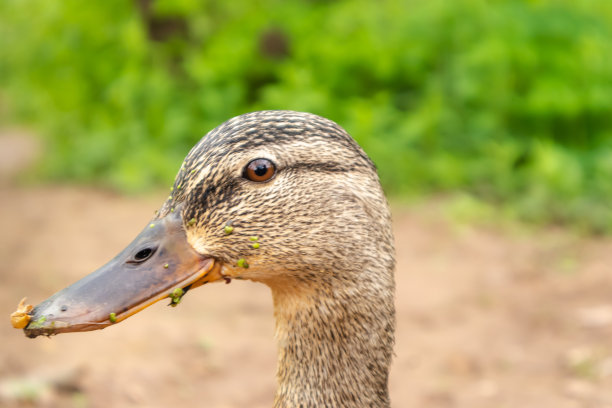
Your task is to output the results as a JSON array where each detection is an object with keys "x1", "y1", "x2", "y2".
[{"x1": 1, "y1": 0, "x2": 611, "y2": 232}]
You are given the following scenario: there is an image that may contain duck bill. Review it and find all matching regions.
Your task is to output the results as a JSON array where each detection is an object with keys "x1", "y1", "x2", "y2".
[{"x1": 23, "y1": 209, "x2": 220, "y2": 338}]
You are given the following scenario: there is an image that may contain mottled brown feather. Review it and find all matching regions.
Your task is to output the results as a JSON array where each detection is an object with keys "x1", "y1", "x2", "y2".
[{"x1": 159, "y1": 111, "x2": 395, "y2": 407}]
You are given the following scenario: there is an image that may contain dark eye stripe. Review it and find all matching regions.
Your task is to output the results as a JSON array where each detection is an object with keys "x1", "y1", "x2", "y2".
[{"x1": 285, "y1": 162, "x2": 356, "y2": 173}]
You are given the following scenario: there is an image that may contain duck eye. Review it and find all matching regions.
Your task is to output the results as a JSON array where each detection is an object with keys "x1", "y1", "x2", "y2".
[
  {"x1": 244, "y1": 158, "x2": 276, "y2": 182},
  {"x1": 129, "y1": 247, "x2": 156, "y2": 264}
]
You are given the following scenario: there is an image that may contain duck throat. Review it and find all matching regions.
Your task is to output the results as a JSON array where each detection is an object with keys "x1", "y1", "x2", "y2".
[{"x1": 270, "y1": 278, "x2": 395, "y2": 408}]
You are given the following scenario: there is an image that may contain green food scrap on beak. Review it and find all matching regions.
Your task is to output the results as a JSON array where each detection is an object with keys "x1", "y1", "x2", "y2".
[
  {"x1": 28, "y1": 315, "x2": 47, "y2": 329},
  {"x1": 164, "y1": 263, "x2": 169, "y2": 269},
  {"x1": 109, "y1": 313, "x2": 117, "y2": 323},
  {"x1": 169, "y1": 287, "x2": 185, "y2": 307}
]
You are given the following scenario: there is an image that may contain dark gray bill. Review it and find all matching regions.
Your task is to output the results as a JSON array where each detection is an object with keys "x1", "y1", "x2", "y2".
[{"x1": 23, "y1": 209, "x2": 215, "y2": 338}]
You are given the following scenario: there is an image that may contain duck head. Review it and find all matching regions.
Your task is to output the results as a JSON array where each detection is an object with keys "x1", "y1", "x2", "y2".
[{"x1": 22, "y1": 110, "x2": 395, "y2": 339}]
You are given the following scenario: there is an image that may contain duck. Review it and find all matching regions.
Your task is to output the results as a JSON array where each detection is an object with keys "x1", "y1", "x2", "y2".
[{"x1": 18, "y1": 110, "x2": 396, "y2": 407}]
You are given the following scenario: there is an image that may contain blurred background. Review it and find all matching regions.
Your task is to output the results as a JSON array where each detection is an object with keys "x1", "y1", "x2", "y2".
[{"x1": 1, "y1": 0, "x2": 612, "y2": 407}]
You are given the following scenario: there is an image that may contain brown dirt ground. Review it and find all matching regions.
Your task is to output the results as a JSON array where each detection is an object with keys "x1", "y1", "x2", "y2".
[{"x1": 1, "y1": 133, "x2": 611, "y2": 408}]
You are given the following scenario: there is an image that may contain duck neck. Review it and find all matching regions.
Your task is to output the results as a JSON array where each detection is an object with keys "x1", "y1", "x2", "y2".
[{"x1": 270, "y1": 276, "x2": 394, "y2": 408}]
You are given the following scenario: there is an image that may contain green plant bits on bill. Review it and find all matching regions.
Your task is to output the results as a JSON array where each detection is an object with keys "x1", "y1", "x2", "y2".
[
  {"x1": 149, "y1": 223, "x2": 155, "y2": 228},
  {"x1": 109, "y1": 312, "x2": 117, "y2": 323},
  {"x1": 163, "y1": 263, "x2": 169, "y2": 269},
  {"x1": 170, "y1": 287, "x2": 184, "y2": 306},
  {"x1": 237, "y1": 258, "x2": 249, "y2": 268},
  {"x1": 28, "y1": 315, "x2": 47, "y2": 329}
]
